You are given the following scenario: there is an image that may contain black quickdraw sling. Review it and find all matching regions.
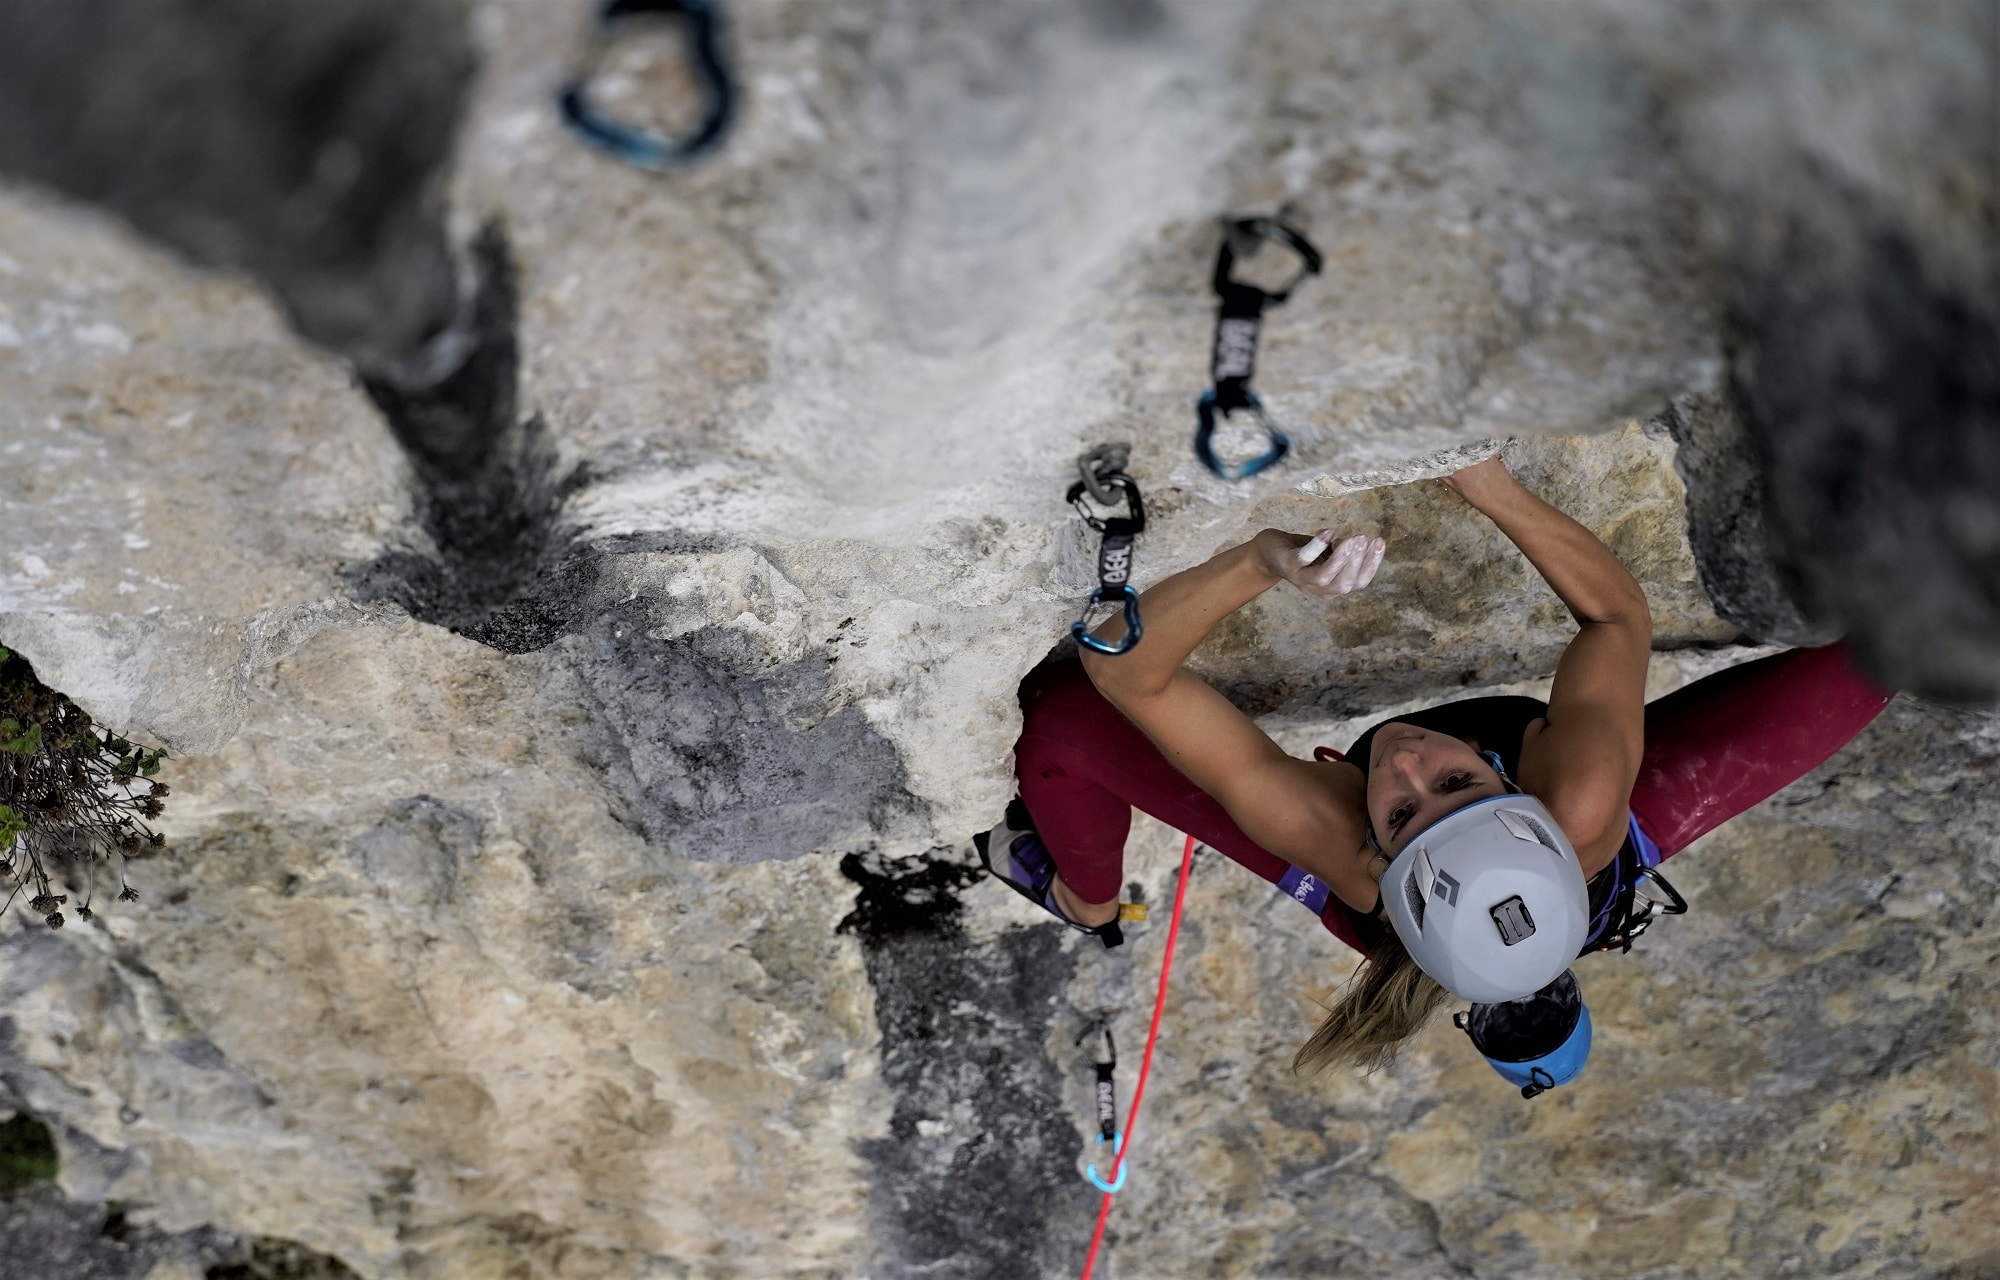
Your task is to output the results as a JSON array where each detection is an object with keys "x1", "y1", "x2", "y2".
[
  {"x1": 1068, "y1": 444, "x2": 1146, "y2": 656},
  {"x1": 1077, "y1": 1020, "x2": 1127, "y2": 1193},
  {"x1": 1195, "y1": 217, "x2": 1323, "y2": 480},
  {"x1": 559, "y1": 0, "x2": 736, "y2": 170}
]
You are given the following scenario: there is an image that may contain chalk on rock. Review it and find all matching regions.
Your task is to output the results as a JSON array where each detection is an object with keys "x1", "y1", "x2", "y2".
[{"x1": 1306, "y1": 438, "x2": 1509, "y2": 496}]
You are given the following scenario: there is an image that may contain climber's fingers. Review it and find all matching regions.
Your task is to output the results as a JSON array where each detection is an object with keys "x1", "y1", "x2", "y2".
[
  {"x1": 1346, "y1": 536, "x2": 1387, "y2": 592},
  {"x1": 1290, "y1": 532, "x2": 1386, "y2": 598},
  {"x1": 1310, "y1": 533, "x2": 1364, "y2": 588}
]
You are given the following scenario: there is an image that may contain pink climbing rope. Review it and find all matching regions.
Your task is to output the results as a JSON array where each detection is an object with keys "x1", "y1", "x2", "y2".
[{"x1": 1079, "y1": 832, "x2": 1198, "y2": 1280}]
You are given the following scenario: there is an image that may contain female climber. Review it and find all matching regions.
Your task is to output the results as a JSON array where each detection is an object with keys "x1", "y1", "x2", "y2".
[{"x1": 978, "y1": 455, "x2": 1893, "y2": 1089}]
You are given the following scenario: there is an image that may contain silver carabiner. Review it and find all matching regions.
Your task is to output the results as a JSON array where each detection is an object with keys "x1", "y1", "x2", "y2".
[{"x1": 1076, "y1": 443, "x2": 1133, "y2": 508}]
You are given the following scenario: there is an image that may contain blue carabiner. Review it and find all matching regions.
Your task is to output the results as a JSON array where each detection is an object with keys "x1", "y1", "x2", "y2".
[
  {"x1": 559, "y1": 0, "x2": 735, "y2": 170},
  {"x1": 1085, "y1": 1130, "x2": 1129, "y2": 1193},
  {"x1": 1194, "y1": 389, "x2": 1291, "y2": 480},
  {"x1": 1073, "y1": 585, "x2": 1143, "y2": 655}
]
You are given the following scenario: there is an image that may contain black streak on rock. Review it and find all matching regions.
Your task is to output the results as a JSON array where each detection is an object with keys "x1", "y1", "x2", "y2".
[
  {"x1": 561, "y1": 605, "x2": 913, "y2": 862},
  {"x1": 1735, "y1": 226, "x2": 2000, "y2": 703},
  {"x1": 839, "y1": 848, "x2": 1093, "y2": 1280},
  {"x1": 347, "y1": 226, "x2": 602, "y2": 654},
  {"x1": 1662, "y1": 392, "x2": 1837, "y2": 648}
]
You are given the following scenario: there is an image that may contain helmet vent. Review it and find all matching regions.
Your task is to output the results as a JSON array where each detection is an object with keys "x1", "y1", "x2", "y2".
[
  {"x1": 1402, "y1": 867, "x2": 1427, "y2": 929},
  {"x1": 1497, "y1": 807, "x2": 1558, "y2": 850},
  {"x1": 1490, "y1": 895, "x2": 1537, "y2": 945}
]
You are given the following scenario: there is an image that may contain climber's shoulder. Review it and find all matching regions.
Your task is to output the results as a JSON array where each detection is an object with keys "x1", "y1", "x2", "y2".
[{"x1": 1236, "y1": 754, "x2": 1375, "y2": 907}]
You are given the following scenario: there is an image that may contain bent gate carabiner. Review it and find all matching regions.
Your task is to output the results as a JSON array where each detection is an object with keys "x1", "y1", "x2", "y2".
[{"x1": 559, "y1": 0, "x2": 735, "y2": 170}]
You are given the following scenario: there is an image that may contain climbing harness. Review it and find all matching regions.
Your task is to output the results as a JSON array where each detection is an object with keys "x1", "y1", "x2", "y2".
[
  {"x1": 1077, "y1": 833, "x2": 1196, "y2": 1280},
  {"x1": 1582, "y1": 816, "x2": 1688, "y2": 955},
  {"x1": 1067, "y1": 445, "x2": 1146, "y2": 656},
  {"x1": 559, "y1": 0, "x2": 735, "y2": 170},
  {"x1": 1077, "y1": 1021, "x2": 1126, "y2": 1193},
  {"x1": 1195, "y1": 217, "x2": 1323, "y2": 480}
]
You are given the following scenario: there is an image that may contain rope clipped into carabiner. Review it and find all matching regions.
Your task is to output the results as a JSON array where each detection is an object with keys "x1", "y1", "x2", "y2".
[
  {"x1": 1077, "y1": 1021, "x2": 1126, "y2": 1193},
  {"x1": 1077, "y1": 833, "x2": 1198, "y2": 1280},
  {"x1": 1195, "y1": 216, "x2": 1323, "y2": 480},
  {"x1": 1067, "y1": 444, "x2": 1146, "y2": 656},
  {"x1": 559, "y1": 0, "x2": 735, "y2": 170}
]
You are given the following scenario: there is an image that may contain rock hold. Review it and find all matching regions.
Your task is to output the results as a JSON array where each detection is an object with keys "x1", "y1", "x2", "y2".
[{"x1": 0, "y1": 1, "x2": 1995, "y2": 1276}]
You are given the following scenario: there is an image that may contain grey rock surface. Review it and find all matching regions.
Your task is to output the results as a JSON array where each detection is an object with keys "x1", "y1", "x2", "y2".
[
  {"x1": 1663, "y1": 392, "x2": 1838, "y2": 649},
  {"x1": 0, "y1": 1, "x2": 1995, "y2": 1277},
  {"x1": 0, "y1": 0, "x2": 472, "y2": 376}
]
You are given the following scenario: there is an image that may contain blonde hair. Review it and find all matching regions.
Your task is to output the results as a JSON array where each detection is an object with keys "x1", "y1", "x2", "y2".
[{"x1": 1292, "y1": 928, "x2": 1451, "y2": 1076}]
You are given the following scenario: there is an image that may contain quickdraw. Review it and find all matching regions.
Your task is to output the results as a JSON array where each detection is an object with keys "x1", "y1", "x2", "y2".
[
  {"x1": 1195, "y1": 216, "x2": 1323, "y2": 480},
  {"x1": 1067, "y1": 444, "x2": 1146, "y2": 656},
  {"x1": 559, "y1": 0, "x2": 735, "y2": 170},
  {"x1": 1077, "y1": 1020, "x2": 1126, "y2": 1193},
  {"x1": 1076, "y1": 833, "x2": 1197, "y2": 1280}
]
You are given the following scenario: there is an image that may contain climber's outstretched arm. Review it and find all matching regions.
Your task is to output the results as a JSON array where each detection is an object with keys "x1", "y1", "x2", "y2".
[
  {"x1": 1080, "y1": 531, "x2": 1386, "y2": 907},
  {"x1": 1446, "y1": 458, "x2": 1652, "y2": 873}
]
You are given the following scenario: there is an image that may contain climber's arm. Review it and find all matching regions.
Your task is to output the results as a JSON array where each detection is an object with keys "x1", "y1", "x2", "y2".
[
  {"x1": 1447, "y1": 458, "x2": 1651, "y2": 874},
  {"x1": 1080, "y1": 531, "x2": 1386, "y2": 907}
]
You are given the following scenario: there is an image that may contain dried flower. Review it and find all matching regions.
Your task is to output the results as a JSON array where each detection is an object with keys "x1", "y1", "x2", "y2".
[
  {"x1": 77, "y1": 905, "x2": 92, "y2": 921},
  {"x1": 119, "y1": 886, "x2": 139, "y2": 902},
  {"x1": 44, "y1": 911, "x2": 62, "y2": 929}
]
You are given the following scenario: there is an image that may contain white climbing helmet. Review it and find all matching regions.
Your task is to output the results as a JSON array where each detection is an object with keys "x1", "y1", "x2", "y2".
[{"x1": 1378, "y1": 794, "x2": 1589, "y2": 1004}]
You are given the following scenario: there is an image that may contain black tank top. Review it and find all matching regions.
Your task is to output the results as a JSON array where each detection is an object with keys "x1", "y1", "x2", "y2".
[
  {"x1": 1345, "y1": 696, "x2": 1550, "y2": 782},
  {"x1": 1343, "y1": 696, "x2": 1630, "y2": 952}
]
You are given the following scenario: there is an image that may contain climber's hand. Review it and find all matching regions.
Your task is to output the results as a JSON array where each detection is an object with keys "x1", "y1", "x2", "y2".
[
  {"x1": 1258, "y1": 529, "x2": 1386, "y2": 599},
  {"x1": 1441, "y1": 455, "x2": 1517, "y2": 509}
]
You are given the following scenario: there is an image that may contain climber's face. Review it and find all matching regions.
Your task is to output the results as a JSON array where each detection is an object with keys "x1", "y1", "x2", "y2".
[{"x1": 1366, "y1": 724, "x2": 1507, "y2": 858}]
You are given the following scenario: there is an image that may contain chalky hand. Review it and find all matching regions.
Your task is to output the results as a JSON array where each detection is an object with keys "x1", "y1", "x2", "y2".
[{"x1": 1281, "y1": 530, "x2": 1385, "y2": 599}]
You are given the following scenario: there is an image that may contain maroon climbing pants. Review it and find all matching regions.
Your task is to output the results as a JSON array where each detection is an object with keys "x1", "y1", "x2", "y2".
[{"x1": 1013, "y1": 643, "x2": 1892, "y2": 953}]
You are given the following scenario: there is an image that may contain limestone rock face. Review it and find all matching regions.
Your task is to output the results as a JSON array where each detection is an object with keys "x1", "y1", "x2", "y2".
[{"x1": 1, "y1": 2, "x2": 1996, "y2": 1277}]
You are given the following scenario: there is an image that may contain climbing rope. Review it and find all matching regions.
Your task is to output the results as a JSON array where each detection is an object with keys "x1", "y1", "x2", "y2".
[
  {"x1": 1077, "y1": 832, "x2": 1197, "y2": 1280},
  {"x1": 1068, "y1": 445, "x2": 1147, "y2": 656},
  {"x1": 1195, "y1": 216, "x2": 1323, "y2": 480},
  {"x1": 559, "y1": 0, "x2": 735, "y2": 170}
]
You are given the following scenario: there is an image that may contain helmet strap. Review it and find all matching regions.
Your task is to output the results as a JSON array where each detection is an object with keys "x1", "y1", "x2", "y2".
[{"x1": 1480, "y1": 749, "x2": 1519, "y2": 793}]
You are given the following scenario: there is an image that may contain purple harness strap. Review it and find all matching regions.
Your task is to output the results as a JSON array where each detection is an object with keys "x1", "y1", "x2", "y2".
[{"x1": 1276, "y1": 864, "x2": 1332, "y2": 916}]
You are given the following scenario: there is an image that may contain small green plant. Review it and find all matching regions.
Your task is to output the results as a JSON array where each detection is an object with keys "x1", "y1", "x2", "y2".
[
  {"x1": 0, "y1": 1111, "x2": 58, "y2": 1193},
  {"x1": 0, "y1": 645, "x2": 169, "y2": 928}
]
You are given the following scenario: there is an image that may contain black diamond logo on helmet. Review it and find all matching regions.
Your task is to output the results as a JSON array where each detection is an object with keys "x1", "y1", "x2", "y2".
[{"x1": 1432, "y1": 870, "x2": 1461, "y2": 906}]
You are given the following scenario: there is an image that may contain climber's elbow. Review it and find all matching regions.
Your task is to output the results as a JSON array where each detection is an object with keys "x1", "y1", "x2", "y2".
[{"x1": 1079, "y1": 644, "x2": 1169, "y2": 704}]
